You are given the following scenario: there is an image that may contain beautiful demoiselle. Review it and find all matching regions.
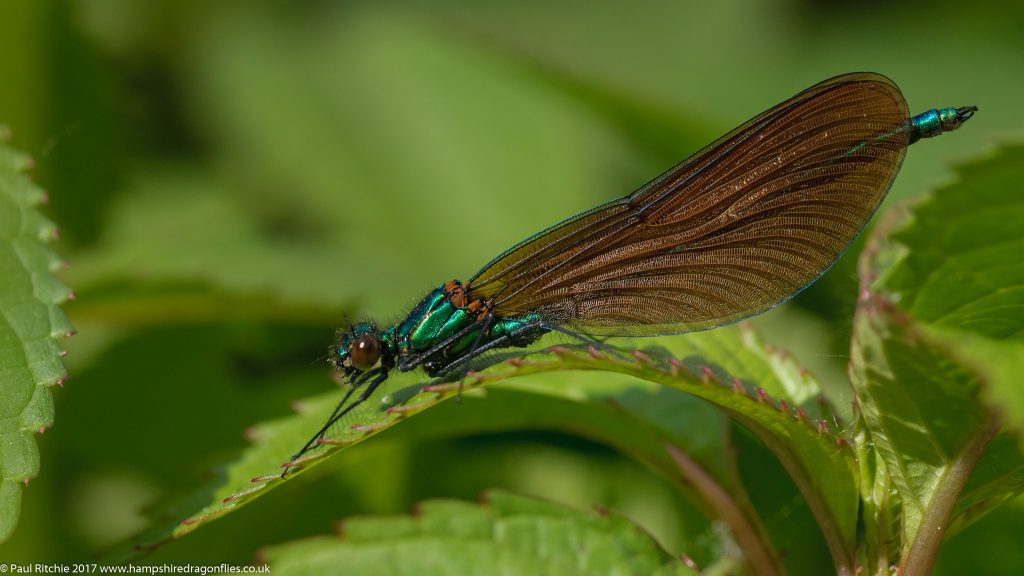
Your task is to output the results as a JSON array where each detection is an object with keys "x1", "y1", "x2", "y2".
[{"x1": 288, "y1": 72, "x2": 976, "y2": 467}]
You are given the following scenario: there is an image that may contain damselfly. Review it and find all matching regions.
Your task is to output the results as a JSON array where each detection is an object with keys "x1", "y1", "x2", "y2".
[{"x1": 289, "y1": 72, "x2": 975, "y2": 467}]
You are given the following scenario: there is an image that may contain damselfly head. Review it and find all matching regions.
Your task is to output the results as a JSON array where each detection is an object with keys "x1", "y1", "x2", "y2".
[{"x1": 332, "y1": 321, "x2": 382, "y2": 373}]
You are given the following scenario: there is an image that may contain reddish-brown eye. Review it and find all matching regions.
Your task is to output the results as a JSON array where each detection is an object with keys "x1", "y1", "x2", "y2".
[{"x1": 349, "y1": 334, "x2": 381, "y2": 370}]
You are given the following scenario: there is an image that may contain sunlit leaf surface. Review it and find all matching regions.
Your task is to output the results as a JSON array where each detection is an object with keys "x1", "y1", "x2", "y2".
[{"x1": 851, "y1": 144, "x2": 1024, "y2": 567}]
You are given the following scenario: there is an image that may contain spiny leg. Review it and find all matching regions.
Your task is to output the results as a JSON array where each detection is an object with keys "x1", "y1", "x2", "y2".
[
  {"x1": 432, "y1": 319, "x2": 546, "y2": 378},
  {"x1": 283, "y1": 367, "x2": 387, "y2": 476},
  {"x1": 321, "y1": 369, "x2": 390, "y2": 436},
  {"x1": 427, "y1": 320, "x2": 627, "y2": 386},
  {"x1": 450, "y1": 313, "x2": 495, "y2": 401},
  {"x1": 313, "y1": 368, "x2": 380, "y2": 442},
  {"x1": 290, "y1": 386, "x2": 357, "y2": 463}
]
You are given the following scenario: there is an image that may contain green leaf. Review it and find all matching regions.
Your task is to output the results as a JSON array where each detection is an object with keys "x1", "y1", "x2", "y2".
[
  {"x1": 262, "y1": 490, "x2": 698, "y2": 576},
  {"x1": 880, "y1": 145, "x2": 1024, "y2": 339},
  {"x1": 622, "y1": 329, "x2": 859, "y2": 569},
  {"x1": 850, "y1": 300, "x2": 994, "y2": 542},
  {"x1": 114, "y1": 325, "x2": 853, "y2": 573},
  {"x1": 913, "y1": 327, "x2": 1024, "y2": 537},
  {"x1": 851, "y1": 143, "x2": 1024, "y2": 570},
  {"x1": 0, "y1": 136, "x2": 72, "y2": 542},
  {"x1": 113, "y1": 361, "x2": 740, "y2": 558},
  {"x1": 920, "y1": 327, "x2": 1024, "y2": 444},
  {"x1": 65, "y1": 167, "x2": 361, "y2": 310}
]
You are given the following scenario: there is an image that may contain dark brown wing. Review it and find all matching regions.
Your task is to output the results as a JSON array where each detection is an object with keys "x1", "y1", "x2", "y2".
[{"x1": 467, "y1": 72, "x2": 910, "y2": 336}]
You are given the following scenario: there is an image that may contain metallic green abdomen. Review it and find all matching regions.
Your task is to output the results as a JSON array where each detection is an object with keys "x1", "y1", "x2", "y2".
[{"x1": 909, "y1": 106, "x2": 976, "y2": 144}]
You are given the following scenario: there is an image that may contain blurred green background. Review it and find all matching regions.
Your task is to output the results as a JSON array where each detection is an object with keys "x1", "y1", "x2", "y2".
[{"x1": 1, "y1": 0, "x2": 1021, "y2": 572}]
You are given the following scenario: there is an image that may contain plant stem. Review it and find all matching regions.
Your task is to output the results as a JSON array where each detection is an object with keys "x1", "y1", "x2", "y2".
[
  {"x1": 901, "y1": 418, "x2": 1000, "y2": 575},
  {"x1": 731, "y1": 414, "x2": 855, "y2": 576},
  {"x1": 665, "y1": 443, "x2": 784, "y2": 576}
]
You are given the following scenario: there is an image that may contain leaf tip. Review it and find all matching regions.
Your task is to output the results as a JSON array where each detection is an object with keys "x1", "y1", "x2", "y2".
[
  {"x1": 352, "y1": 420, "x2": 389, "y2": 434},
  {"x1": 547, "y1": 345, "x2": 571, "y2": 356},
  {"x1": 858, "y1": 286, "x2": 872, "y2": 303},
  {"x1": 410, "y1": 501, "x2": 425, "y2": 517},
  {"x1": 701, "y1": 366, "x2": 717, "y2": 384},
  {"x1": 796, "y1": 407, "x2": 809, "y2": 422},
  {"x1": 667, "y1": 356, "x2": 687, "y2": 376},
  {"x1": 421, "y1": 382, "x2": 458, "y2": 394},
  {"x1": 476, "y1": 488, "x2": 497, "y2": 508},
  {"x1": 281, "y1": 452, "x2": 318, "y2": 469},
  {"x1": 316, "y1": 436, "x2": 344, "y2": 446},
  {"x1": 631, "y1": 350, "x2": 656, "y2": 367},
  {"x1": 222, "y1": 484, "x2": 267, "y2": 504},
  {"x1": 386, "y1": 403, "x2": 420, "y2": 416}
]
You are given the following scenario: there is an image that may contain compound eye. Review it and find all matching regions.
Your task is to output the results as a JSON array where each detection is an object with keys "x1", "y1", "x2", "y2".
[{"x1": 349, "y1": 334, "x2": 381, "y2": 370}]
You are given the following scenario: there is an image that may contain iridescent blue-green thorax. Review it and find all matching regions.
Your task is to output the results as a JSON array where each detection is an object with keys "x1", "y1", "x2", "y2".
[
  {"x1": 333, "y1": 281, "x2": 546, "y2": 378},
  {"x1": 394, "y1": 281, "x2": 546, "y2": 376}
]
